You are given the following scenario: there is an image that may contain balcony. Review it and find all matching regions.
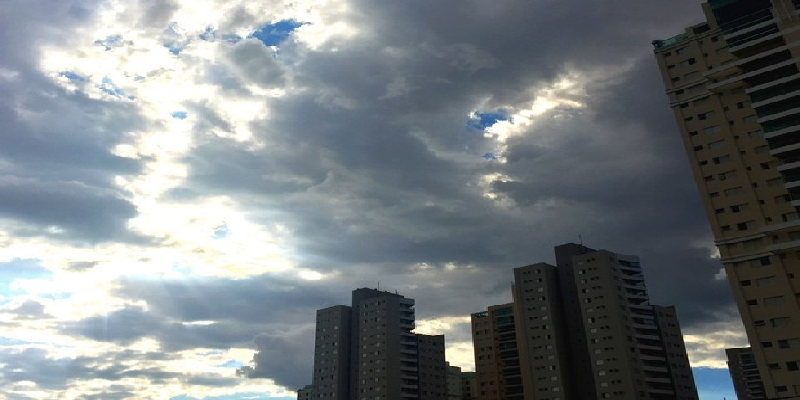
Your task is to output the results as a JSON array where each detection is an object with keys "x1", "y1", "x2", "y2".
[
  {"x1": 763, "y1": 123, "x2": 800, "y2": 140},
  {"x1": 709, "y1": 57, "x2": 800, "y2": 92},
  {"x1": 636, "y1": 332, "x2": 661, "y2": 341},
  {"x1": 778, "y1": 160, "x2": 800, "y2": 173},
  {"x1": 766, "y1": 238, "x2": 800, "y2": 253},
  {"x1": 642, "y1": 364, "x2": 669, "y2": 373},
  {"x1": 726, "y1": 24, "x2": 781, "y2": 54},
  {"x1": 719, "y1": 8, "x2": 774, "y2": 37},
  {"x1": 770, "y1": 141, "x2": 800, "y2": 157},
  {"x1": 758, "y1": 106, "x2": 800, "y2": 124},
  {"x1": 752, "y1": 87, "x2": 800, "y2": 109}
]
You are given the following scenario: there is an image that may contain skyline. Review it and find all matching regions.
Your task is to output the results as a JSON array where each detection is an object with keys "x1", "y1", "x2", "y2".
[{"x1": 0, "y1": 0, "x2": 741, "y2": 399}]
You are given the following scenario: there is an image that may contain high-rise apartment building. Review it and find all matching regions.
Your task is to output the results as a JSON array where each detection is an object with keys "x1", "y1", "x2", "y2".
[
  {"x1": 471, "y1": 244, "x2": 698, "y2": 400},
  {"x1": 512, "y1": 263, "x2": 572, "y2": 399},
  {"x1": 653, "y1": 1, "x2": 800, "y2": 398},
  {"x1": 727, "y1": 347, "x2": 768, "y2": 400},
  {"x1": 471, "y1": 303, "x2": 523, "y2": 400},
  {"x1": 311, "y1": 288, "x2": 447, "y2": 400}
]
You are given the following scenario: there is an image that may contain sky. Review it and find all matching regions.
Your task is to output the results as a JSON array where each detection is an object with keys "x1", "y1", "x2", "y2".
[{"x1": 0, "y1": 0, "x2": 746, "y2": 399}]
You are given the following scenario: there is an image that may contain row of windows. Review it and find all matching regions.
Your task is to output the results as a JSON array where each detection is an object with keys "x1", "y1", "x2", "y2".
[
  {"x1": 741, "y1": 275, "x2": 778, "y2": 287},
  {"x1": 754, "y1": 316, "x2": 791, "y2": 328},
  {"x1": 761, "y1": 337, "x2": 800, "y2": 349},
  {"x1": 746, "y1": 295, "x2": 785, "y2": 306}
]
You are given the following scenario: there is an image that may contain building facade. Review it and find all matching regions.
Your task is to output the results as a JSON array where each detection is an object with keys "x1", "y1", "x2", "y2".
[
  {"x1": 727, "y1": 347, "x2": 768, "y2": 400},
  {"x1": 298, "y1": 385, "x2": 315, "y2": 400},
  {"x1": 512, "y1": 263, "x2": 572, "y2": 400},
  {"x1": 653, "y1": 1, "x2": 800, "y2": 397},
  {"x1": 446, "y1": 363, "x2": 463, "y2": 400},
  {"x1": 462, "y1": 372, "x2": 478, "y2": 400},
  {"x1": 311, "y1": 288, "x2": 447, "y2": 400},
  {"x1": 471, "y1": 244, "x2": 698, "y2": 400},
  {"x1": 471, "y1": 303, "x2": 522, "y2": 400}
]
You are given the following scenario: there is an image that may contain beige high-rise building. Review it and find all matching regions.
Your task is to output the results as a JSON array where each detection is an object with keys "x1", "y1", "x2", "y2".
[
  {"x1": 471, "y1": 244, "x2": 697, "y2": 400},
  {"x1": 653, "y1": 1, "x2": 800, "y2": 398},
  {"x1": 512, "y1": 263, "x2": 572, "y2": 399},
  {"x1": 555, "y1": 244, "x2": 697, "y2": 400},
  {"x1": 471, "y1": 303, "x2": 523, "y2": 400}
]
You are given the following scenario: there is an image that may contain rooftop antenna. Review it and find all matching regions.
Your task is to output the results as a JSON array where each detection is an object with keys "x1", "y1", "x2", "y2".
[
  {"x1": 377, "y1": 281, "x2": 380, "y2": 291},
  {"x1": 579, "y1": 234, "x2": 584, "y2": 246}
]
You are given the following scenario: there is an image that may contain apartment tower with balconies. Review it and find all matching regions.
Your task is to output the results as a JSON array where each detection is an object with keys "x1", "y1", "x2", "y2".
[
  {"x1": 470, "y1": 244, "x2": 697, "y2": 400},
  {"x1": 311, "y1": 288, "x2": 446, "y2": 400},
  {"x1": 653, "y1": 1, "x2": 800, "y2": 397}
]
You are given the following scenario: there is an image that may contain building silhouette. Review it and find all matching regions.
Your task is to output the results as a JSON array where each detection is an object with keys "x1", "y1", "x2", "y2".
[
  {"x1": 653, "y1": 1, "x2": 800, "y2": 397},
  {"x1": 471, "y1": 244, "x2": 698, "y2": 400},
  {"x1": 727, "y1": 347, "x2": 768, "y2": 400},
  {"x1": 311, "y1": 288, "x2": 447, "y2": 400}
]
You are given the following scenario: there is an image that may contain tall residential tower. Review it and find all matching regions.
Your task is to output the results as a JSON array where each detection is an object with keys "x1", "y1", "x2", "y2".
[
  {"x1": 471, "y1": 244, "x2": 697, "y2": 400},
  {"x1": 653, "y1": 1, "x2": 800, "y2": 397},
  {"x1": 311, "y1": 288, "x2": 447, "y2": 400}
]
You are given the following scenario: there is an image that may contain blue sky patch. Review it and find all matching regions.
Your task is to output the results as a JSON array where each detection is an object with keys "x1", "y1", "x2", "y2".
[
  {"x1": 692, "y1": 367, "x2": 735, "y2": 400},
  {"x1": 171, "y1": 111, "x2": 188, "y2": 120},
  {"x1": 213, "y1": 223, "x2": 229, "y2": 239},
  {"x1": 218, "y1": 360, "x2": 244, "y2": 368},
  {"x1": 249, "y1": 20, "x2": 304, "y2": 47},
  {"x1": 467, "y1": 111, "x2": 509, "y2": 132},
  {"x1": 0, "y1": 259, "x2": 52, "y2": 296},
  {"x1": 0, "y1": 338, "x2": 35, "y2": 346},
  {"x1": 164, "y1": 40, "x2": 187, "y2": 55},
  {"x1": 99, "y1": 77, "x2": 125, "y2": 97},
  {"x1": 59, "y1": 71, "x2": 87, "y2": 82}
]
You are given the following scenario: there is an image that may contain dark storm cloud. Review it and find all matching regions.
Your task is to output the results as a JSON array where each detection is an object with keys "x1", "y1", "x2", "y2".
[
  {"x1": 0, "y1": 177, "x2": 139, "y2": 242},
  {"x1": 0, "y1": 0, "x2": 148, "y2": 243},
  {"x1": 115, "y1": 276, "x2": 343, "y2": 326},
  {"x1": 172, "y1": 0, "x2": 724, "y2": 330},
  {"x1": 0, "y1": 347, "x2": 182, "y2": 390},
  {"x1": 65, "y1": 305, "x2": 263, "y2": 351},
  {"x1": 237, "y1": 331, "x2": 313, "y2": 390},
  {"x1": 173, "y1": 4, "x2": 736, "y2": 390}
]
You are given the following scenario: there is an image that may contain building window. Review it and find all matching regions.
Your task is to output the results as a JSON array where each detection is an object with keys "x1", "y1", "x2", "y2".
[
  {"x1": 771, "y1": 317, "x2": 791, "y2": 328},
  {"x1": 736, "y1": 220, "x2": 755, "y2": 231},
  {"x1": 756, "y1": 276, "x2": 777, "y2": 286},
  {"x1": 724, "y1": 187, "x2": 743, "y2": 196},
  {"x1": 698, "y1": 111, "x2": 715, "y2": 120},
  {"x1": 713, "y1": 155, "x2": 730, "y2": 164},
  {"x1": 764, "y1": 296, "x2": 784, "y2": 307},
  {"x1": 719, "y1": 170, "x2": 737, "y2": 180}
]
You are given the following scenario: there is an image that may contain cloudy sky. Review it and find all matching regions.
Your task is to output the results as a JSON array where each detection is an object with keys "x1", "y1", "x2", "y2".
[{"x1": 0, "y1": 0, "x2": 747, "y2": 399}]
